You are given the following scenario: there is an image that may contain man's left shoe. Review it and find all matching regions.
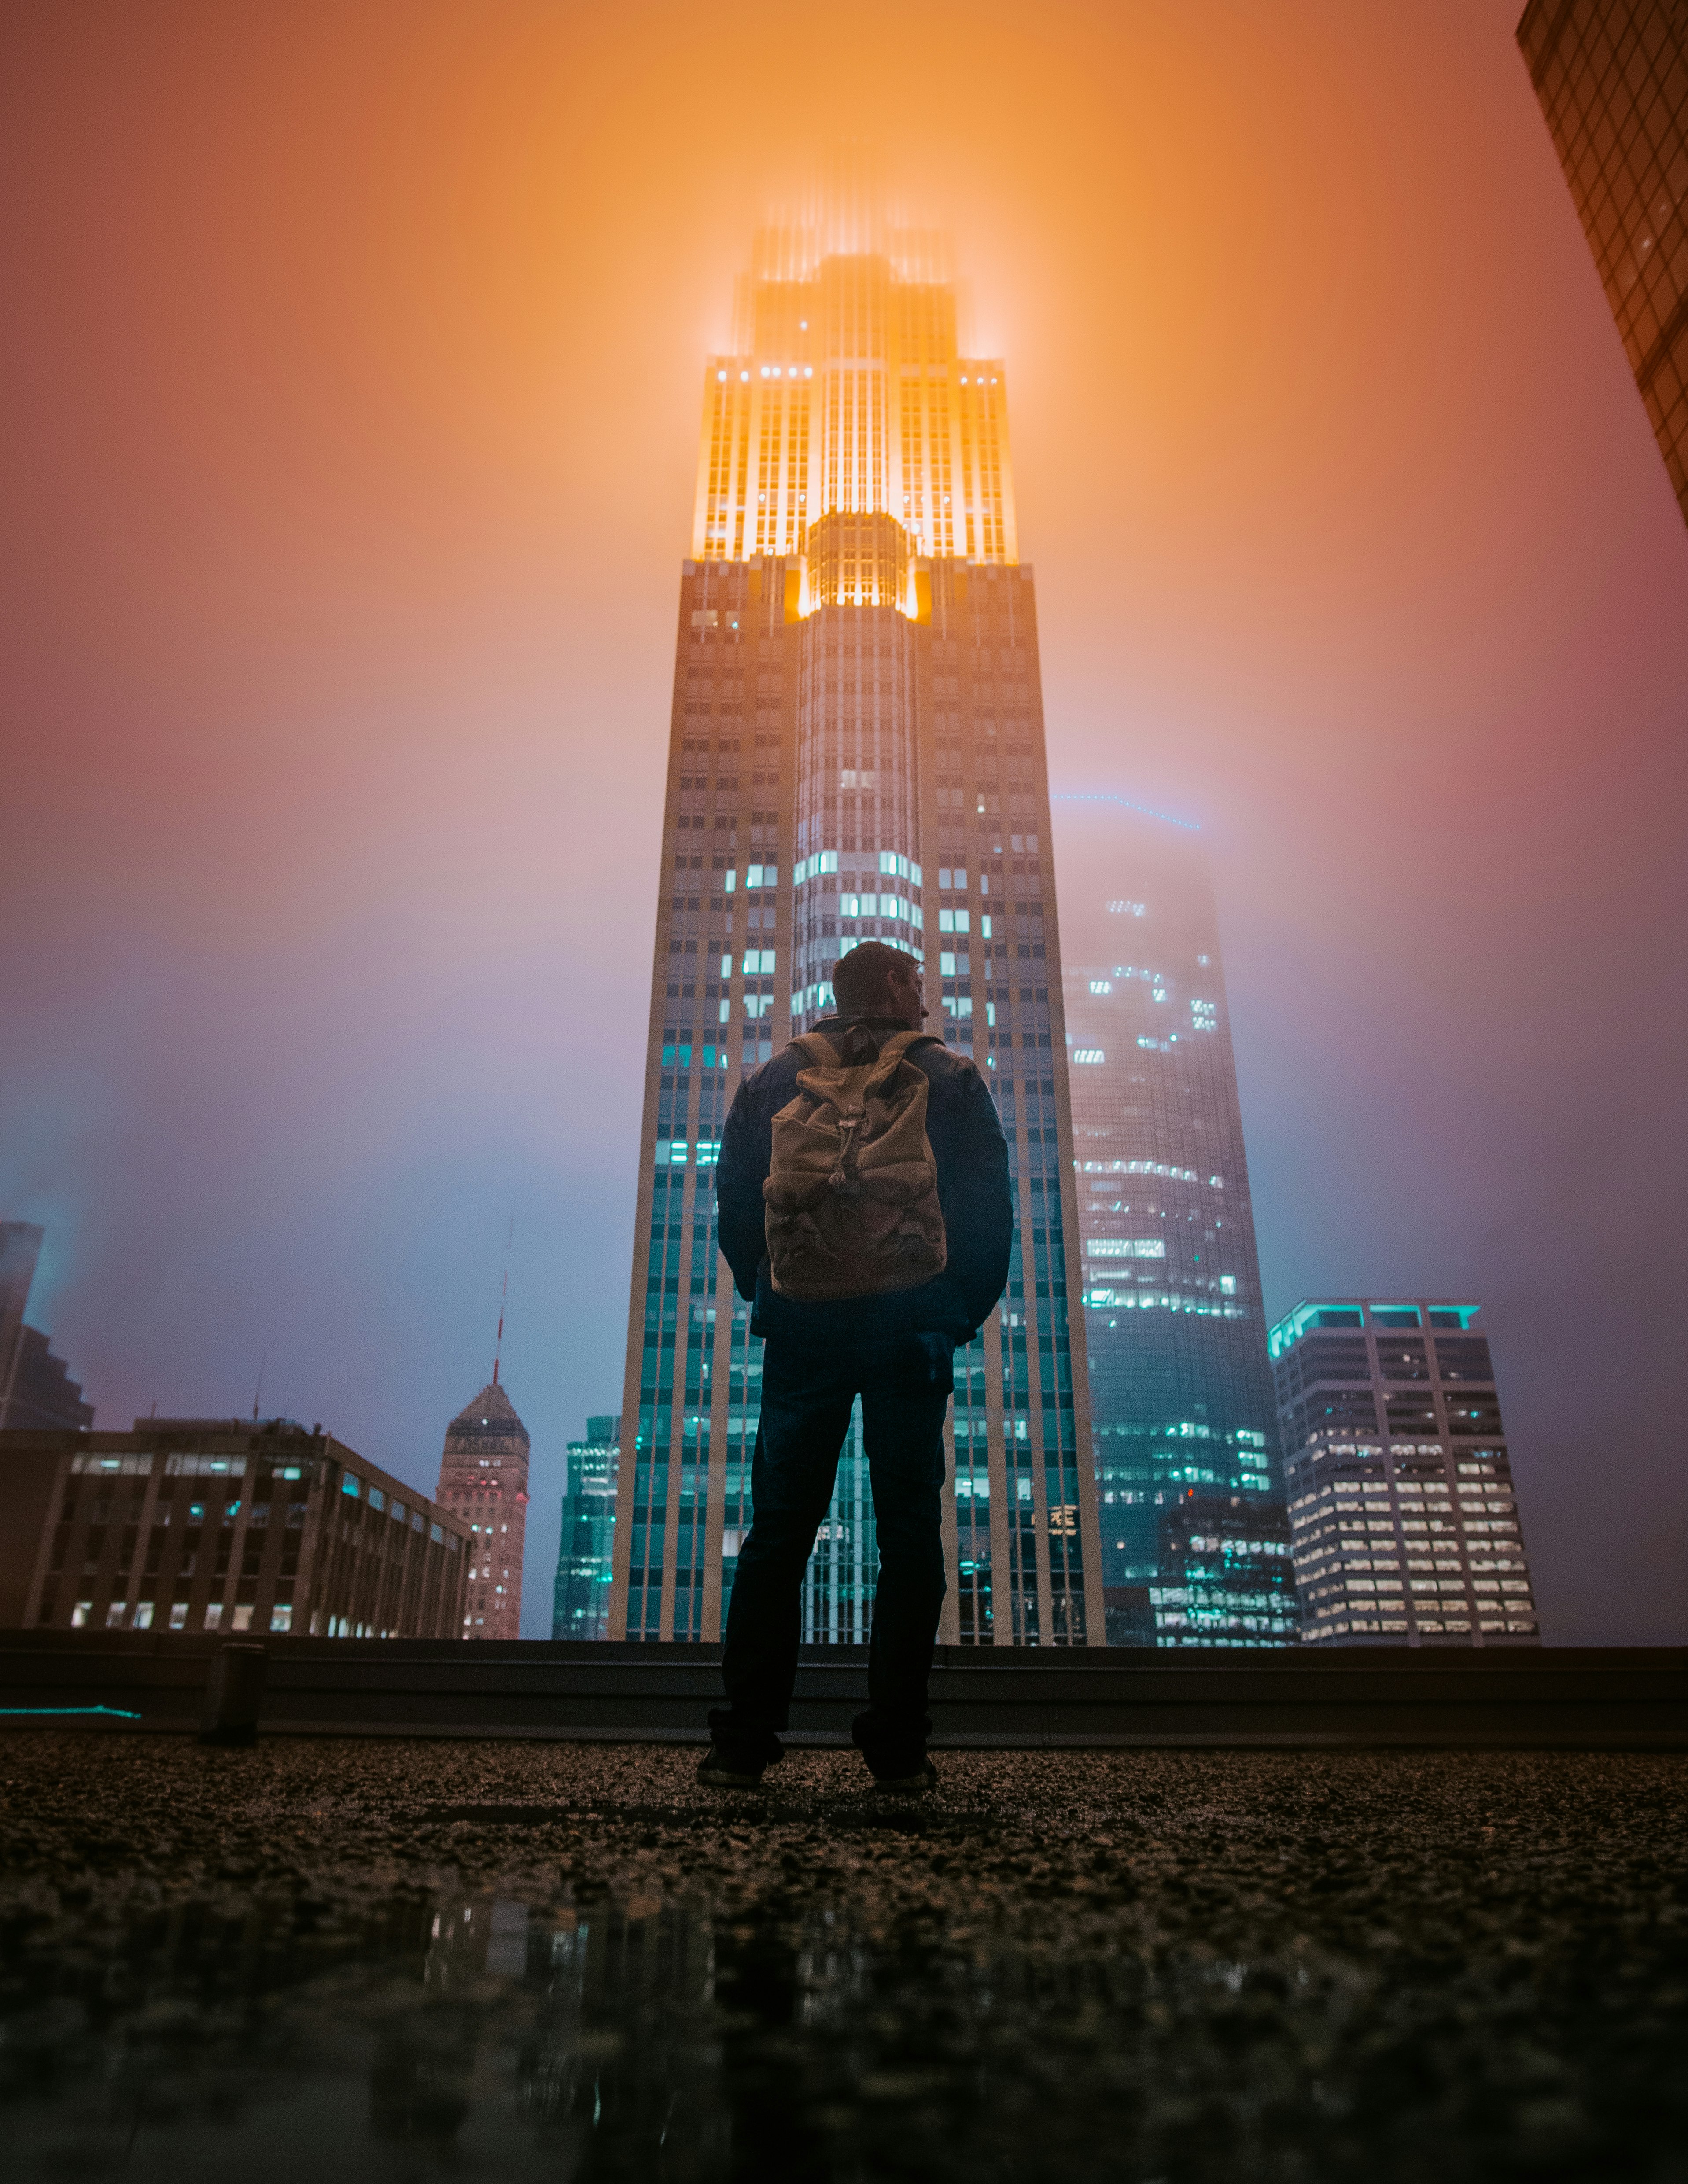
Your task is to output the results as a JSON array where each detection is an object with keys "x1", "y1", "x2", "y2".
[{"x1": 696, "y1": 1743, "x2": 767, "y2": 1789}]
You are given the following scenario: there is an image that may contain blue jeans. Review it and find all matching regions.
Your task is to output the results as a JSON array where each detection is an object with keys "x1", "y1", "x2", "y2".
[{"x1": 710, "y1": 1330, "x2": 953, "y2": 1771}]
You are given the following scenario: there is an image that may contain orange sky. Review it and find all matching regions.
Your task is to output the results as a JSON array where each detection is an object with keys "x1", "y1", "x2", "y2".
[{"x1": 3, "y1": 0, "x2": 1685, "y2": 1639}]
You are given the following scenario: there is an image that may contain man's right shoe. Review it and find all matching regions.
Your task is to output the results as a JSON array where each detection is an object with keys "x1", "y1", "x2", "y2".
[
  {"x1": 696, "y1": 1743, "x2": 767, "y2": 1789},
  {"x1": 869, "y1": 1758, "x2": 938, "y2": 1794}
]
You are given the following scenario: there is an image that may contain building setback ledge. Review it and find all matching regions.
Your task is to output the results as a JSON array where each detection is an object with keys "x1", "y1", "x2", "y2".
[{"x1": 0, "y1": 1634, "x2": 1682, "y2": 1748}]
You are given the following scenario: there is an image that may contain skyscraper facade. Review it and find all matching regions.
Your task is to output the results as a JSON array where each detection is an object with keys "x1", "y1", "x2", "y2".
[
  {"x1": 1054, "y1": 797, "x2": 1294, "y2": 1647},
  {"x1": 1517, "y1": 0, "x2": 1688, "y2": 526},
  {"x1": 552, "y1": 1412, "x2": 619, "y2": 1641},
  {"x1": 609, "y1": 200, "x2": 1105, "y2": 1647},
  {"x1": 435, "y1": 1380, "x2": 529, "y2": 1639},
  {"x1": 1272, "y1": 1297, "x2": 1540, "y2": 1645}
]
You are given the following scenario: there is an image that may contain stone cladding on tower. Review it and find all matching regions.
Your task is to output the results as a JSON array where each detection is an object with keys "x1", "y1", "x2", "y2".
[{"x1": 435, "y1": 1380, "x2": 529, "y2": 1640}]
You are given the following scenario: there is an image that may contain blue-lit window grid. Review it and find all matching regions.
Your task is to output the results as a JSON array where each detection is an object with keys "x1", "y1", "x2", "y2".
[
  {"x1": 953, "y1": 1344, "x2": 993, "y2": 1643},
  {"x1": 800, "y1": 1401, "x2": 877, "y2": 1644}
]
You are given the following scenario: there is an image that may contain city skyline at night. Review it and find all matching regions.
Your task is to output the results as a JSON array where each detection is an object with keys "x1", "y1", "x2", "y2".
[{"x1": 1, "y1": 5, "x2": 1681, "y2": 1648}]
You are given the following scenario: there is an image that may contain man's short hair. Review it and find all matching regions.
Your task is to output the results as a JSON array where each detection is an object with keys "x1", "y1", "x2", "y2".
[{"x1": 832, "y1": 941, "x2": 908, "y2": 1015}]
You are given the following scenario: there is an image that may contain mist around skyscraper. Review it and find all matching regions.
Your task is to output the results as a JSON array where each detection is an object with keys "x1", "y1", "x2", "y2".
[
  {"x1": 0, "y1": 176, "x2": 1566, "y2": 1660},
  {"x1": 1054, "y1": 797, "x2": 1294, "y2": 1647}
]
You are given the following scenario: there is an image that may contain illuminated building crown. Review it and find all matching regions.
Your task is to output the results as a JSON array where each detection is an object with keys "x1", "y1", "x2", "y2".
[{"x1": 693, "y1": 179, "x2": 1015, "y2": 571}]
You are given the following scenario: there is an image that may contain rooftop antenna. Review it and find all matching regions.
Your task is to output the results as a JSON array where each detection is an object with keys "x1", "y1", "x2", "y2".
[
  {"x1": 493, "y1": 1217, "x2": 513, "y2": 1385},
  {"x1": 251, "y1": 1351, "x2": 266, "y2": 1424}
]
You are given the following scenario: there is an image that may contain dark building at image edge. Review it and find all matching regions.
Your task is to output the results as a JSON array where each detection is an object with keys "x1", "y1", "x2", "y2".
[{"x1": 1517, "y1": 0, "x2": 1688, "y2": 527}]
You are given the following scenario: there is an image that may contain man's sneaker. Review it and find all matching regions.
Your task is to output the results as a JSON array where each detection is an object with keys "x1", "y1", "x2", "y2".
[
  {"x1": 696, "y1": 1743, "x2": 767, "y2": 1789},
  {"x1": 869, "y1": 1758, "x2": 938, "y2": 1794}
]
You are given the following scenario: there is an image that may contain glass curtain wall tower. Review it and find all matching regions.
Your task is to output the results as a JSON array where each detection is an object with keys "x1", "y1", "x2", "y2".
[
  {"x1": 1054, "y1": 796, "x2": 1295, "y2": 1646},
  {"x1": 609, "y1": 198, "x2": 1105, "y2": 1647},
  {"x1": 552, "y1": 1413, "x2": 620, "y2": 1642}
]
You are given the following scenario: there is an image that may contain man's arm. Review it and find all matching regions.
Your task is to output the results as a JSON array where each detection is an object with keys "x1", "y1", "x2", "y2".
[
  {"x1": 715, "y1": 1079, "x2": 773, "y2": 1301},
  {"x1": 935, "y1": 1064, "x2": 1013, "y2": 1334}
]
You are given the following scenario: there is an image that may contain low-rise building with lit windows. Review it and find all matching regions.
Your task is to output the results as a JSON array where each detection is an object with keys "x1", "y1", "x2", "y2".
[
  {"x1": 1270, "y1": 1300, "x2": 1540, "y2": 1647},
  {"x1": 0, "y1": 1419, "x2": 469, "y2": 1638}
]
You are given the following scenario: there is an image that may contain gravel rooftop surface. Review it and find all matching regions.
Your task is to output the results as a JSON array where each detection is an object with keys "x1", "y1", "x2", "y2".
[{"x1": 0, "y1": 1734, "x2": 1684, "y2": 2182}]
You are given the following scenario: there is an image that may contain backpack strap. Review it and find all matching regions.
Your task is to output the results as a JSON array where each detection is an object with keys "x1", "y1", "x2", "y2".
[
  {"x1": 788, "y1": 1032, "x2": 841, "y2": 1070},
  {"x1": 860, "y1": 1027, "x2": 943, "y2": 1099}
]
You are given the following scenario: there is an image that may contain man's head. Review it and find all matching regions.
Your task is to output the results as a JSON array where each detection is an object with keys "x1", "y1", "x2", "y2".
[{"x1": 831, "y1": 941, "x2": 925, "y2": 1029}]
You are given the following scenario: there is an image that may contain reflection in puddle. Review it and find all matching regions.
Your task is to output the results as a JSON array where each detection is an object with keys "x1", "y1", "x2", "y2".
[{"x1": 0, "y1": 1882, "x2": 1669, "y2": 2180}]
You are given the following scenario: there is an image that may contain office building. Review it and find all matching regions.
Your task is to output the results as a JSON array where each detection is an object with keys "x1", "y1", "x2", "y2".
[
  {"x1": 610, "y1": 188, "x2": 1104, "y2": 1646},
  {"x1": 435, "y1": 1380, "x2": 529, "y2": 1640},
  {"x1": 1517, "y1": 0, "x2": 1688, "y2": 526},
  {"x1": 1271, "y1": 1298, "x2": 1540, "y2": 1645},
  {"x1": 0, "y1": 1418, "x2": 469, "y2": 1636},
  {"x1": 1054, "y1": 796, "x2": 1295, "y2": 1647},
  {"x1": 0, "y1": 1222, "x2": 94, "y2": 1431},
  {"x1": 553, "y1": 1412, "x2": 619, "y2": 1641}
]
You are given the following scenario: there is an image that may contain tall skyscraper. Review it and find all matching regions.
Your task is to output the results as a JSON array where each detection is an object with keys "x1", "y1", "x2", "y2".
[
  {"x1": 435, "y1": 1380, "x2": 529, "y2": 1639},
  {"x1": 609, "y1": 192, "x2": 1105, "y2": 1647},
  {"x1": 1054, "y1": 797, "x2": 1295, "y2": 1647},
  {"x1": 1517, "y1": 1, "x2": 1688, "y2": 527},
  {"x1": 1272, "y1": 1298, "x2": 1540, "y2": 1646},
  {"x1": 0, "y1": 1223, "x2": 94, "y2": 1432},
  {"x1": 553, "y1": 1412, "x2": 619, "y2": 1641}
]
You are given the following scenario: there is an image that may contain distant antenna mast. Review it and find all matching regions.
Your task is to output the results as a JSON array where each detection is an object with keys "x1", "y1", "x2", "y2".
[
  {"x1": 251, "y1": 1350, "x2": 266, "y2": 1423},
  {"x1": 493, "y1": 1217, "x2": 513, "y2": 1385}
]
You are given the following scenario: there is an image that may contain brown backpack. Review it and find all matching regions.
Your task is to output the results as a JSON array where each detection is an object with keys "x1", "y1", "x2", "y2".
[{"x1": 763, "y1": 1026, "x2": 948, "y2": 1302}]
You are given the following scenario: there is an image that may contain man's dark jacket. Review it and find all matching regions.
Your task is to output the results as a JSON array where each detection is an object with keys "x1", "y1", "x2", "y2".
[{"x1": 715, "y1": 1014, "x2": 1013, "y2": 1347}]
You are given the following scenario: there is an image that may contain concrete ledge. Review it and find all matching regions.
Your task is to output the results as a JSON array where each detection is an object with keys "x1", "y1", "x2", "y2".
[{"x1": 0, "y1": 1632, "x2": 1683, "y2": 1747}]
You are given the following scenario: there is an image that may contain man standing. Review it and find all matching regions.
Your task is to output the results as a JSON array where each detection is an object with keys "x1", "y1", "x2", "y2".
[{"x1": 703, "y1": 941, "x2": 1012, "y2": 1792}]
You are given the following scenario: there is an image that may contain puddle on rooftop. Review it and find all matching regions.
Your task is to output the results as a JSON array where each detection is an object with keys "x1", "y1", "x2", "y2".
[{"x1": 0, "y1": 1884, "x2": 1674, "y2": 2180}]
